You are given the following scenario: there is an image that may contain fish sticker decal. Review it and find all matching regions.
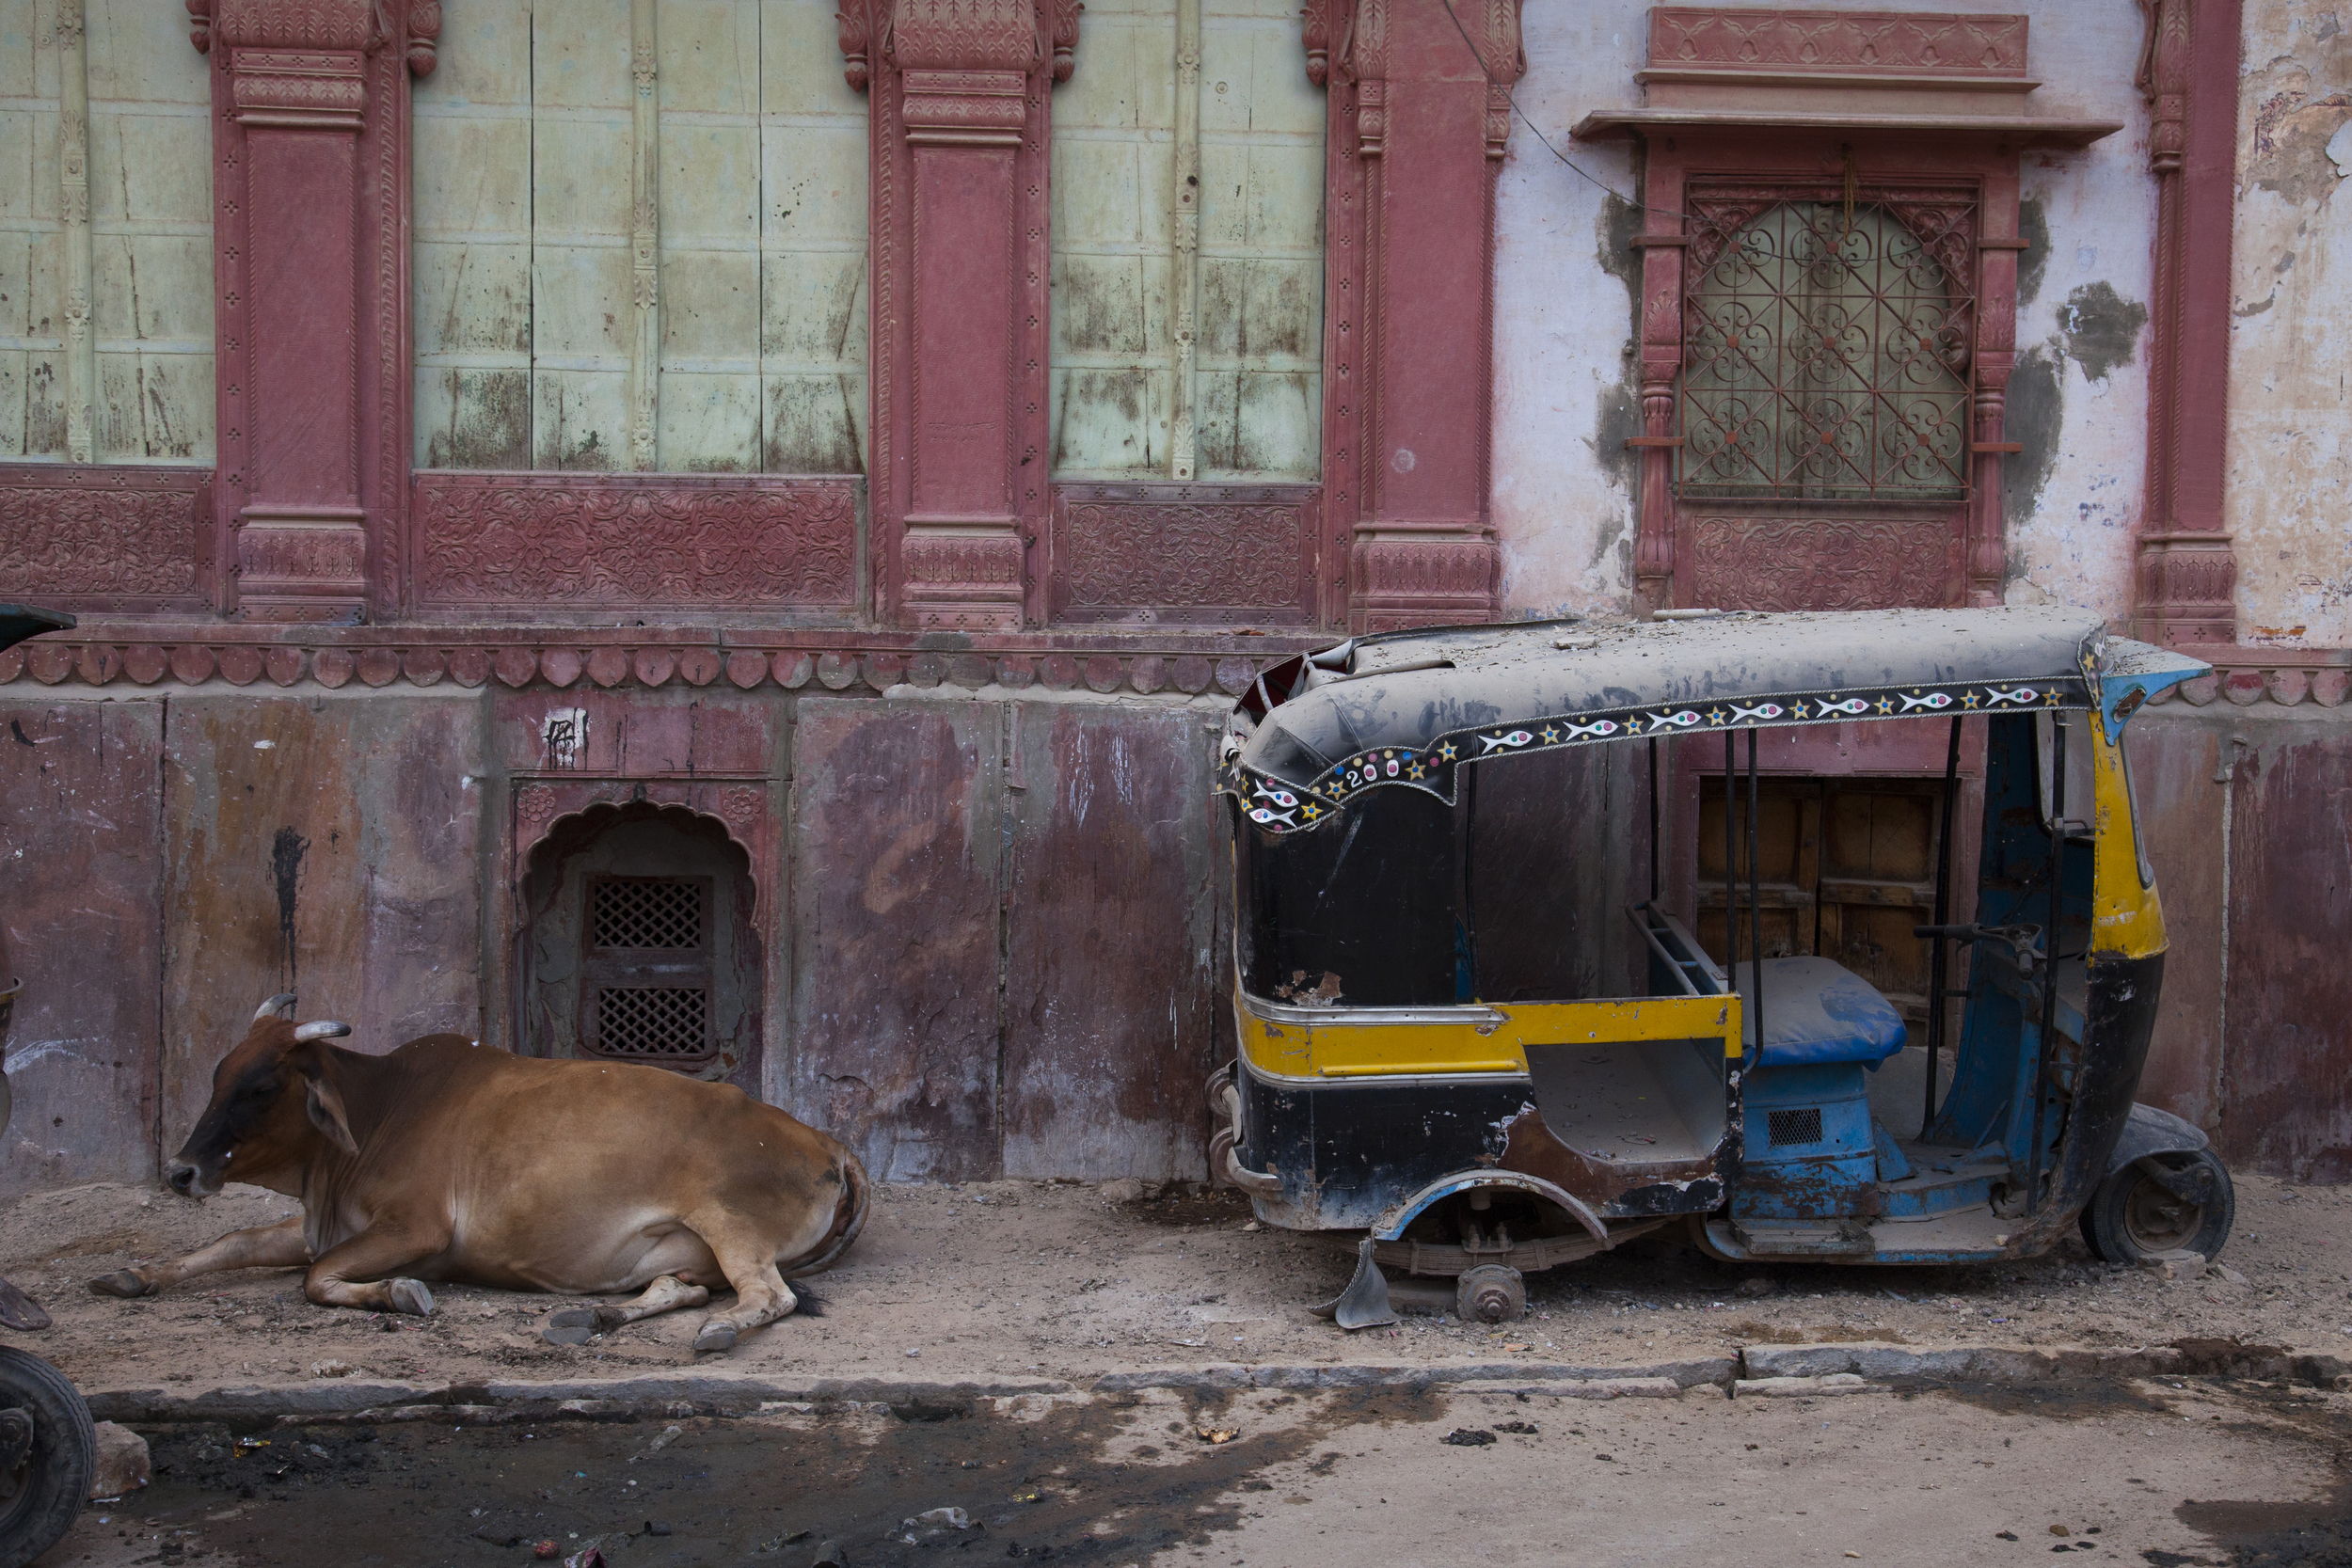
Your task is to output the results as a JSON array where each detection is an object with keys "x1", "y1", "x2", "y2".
[{"x1": 1480, "y1": 729, "x2": 1536, "y2": 753}]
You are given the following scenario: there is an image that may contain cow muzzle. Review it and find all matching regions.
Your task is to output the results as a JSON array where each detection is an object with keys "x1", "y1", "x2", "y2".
[{"x1": 165, "y1": 1159, "x2": 220, "y2": 1198}]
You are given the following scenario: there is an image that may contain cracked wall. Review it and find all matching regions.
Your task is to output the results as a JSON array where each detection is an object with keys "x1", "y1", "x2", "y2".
[{"x1": 2228, "y1": 1, "x2": 2352, "y2": 648}]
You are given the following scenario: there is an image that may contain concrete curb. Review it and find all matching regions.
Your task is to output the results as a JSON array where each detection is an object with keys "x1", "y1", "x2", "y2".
[
  {"x1": 1738, "y1": 1340, "x2": 2352, "y2": 1387},
  {"x1": 1089, "y1": 1357, "x2": 1737, "y2": 1394},
  {"x1": 79, "y1": 1339, "x2": 2348, "y2": 1425}
]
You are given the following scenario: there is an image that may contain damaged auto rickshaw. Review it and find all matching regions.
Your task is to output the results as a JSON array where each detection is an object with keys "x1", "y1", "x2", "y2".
[
  {"x1": 0, "y1": 601, "x2": 100, "y2": 1568},
  {"x1": 1210, "y1": 606, "x2": 2234, "y2": 1327}
]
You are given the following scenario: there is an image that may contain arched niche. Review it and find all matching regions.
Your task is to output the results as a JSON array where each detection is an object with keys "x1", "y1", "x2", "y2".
[{"x1": 517, "y1": 800, "x2": 763, "y2": 1091}]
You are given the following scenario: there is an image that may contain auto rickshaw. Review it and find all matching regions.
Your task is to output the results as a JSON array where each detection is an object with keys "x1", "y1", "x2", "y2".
[
  {"x1": 0, "y1": 602, "x2": 99, "y2": 1567},
  {"x1": 1210, "y1": 606, "x2": 2233, "y2": 1326}
]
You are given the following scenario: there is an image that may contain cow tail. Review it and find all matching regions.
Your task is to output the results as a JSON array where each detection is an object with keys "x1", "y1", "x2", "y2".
[{"x1": 782, "y1": 1148, "x2": 870, "y2": 1280}]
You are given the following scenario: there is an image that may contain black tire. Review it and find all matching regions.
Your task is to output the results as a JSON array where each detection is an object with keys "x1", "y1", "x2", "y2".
[
  {"x1": 2078, "y1": 1149, "x2": 2235, "y2": 1265},
  {"x1": 0, "y1": 1345, "x2": 95, "y2": 1568}
]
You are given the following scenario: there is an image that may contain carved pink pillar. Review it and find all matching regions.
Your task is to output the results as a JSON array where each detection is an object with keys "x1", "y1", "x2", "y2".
[
  {"x1": 2133, "y1": 0, "x2": 2241, "y2": 646},
  {"x1": 1627, "y1": 147, "x2": 1686, "y2": 618},
  {"x1": 1967, "y1": 166, "x2": 2025, "y2": 608},
  {"x1": 843, "y1": 0, "x2": 1066, "y2": 632},
  {"x1": 1330, "y1": 0, "x2": 1522, "y2": 634},
  {"x1": 193, "y1": 0, "x2": 432, "y2": 622}
]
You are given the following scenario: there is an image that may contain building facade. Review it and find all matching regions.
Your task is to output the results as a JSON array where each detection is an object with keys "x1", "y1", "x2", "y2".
[{"x1": 0, "y1": 0, "x2": 2346, "y2": 1193}]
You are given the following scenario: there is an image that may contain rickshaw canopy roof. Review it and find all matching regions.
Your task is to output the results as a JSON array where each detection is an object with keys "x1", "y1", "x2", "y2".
[{"x1": 1222, "y1": 607, "x2": 2209, "y2": 834}]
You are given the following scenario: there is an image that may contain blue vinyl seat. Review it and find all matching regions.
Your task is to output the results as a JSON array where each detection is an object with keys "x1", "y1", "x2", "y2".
[{"x1": 1730, "y1": 956, "x2": 1909, "y2": 1069}]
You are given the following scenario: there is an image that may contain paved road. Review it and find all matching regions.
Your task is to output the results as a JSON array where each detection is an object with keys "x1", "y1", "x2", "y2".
[{"x1": 36, "y1": 1375, "x2": 2352, "y2": 1568}]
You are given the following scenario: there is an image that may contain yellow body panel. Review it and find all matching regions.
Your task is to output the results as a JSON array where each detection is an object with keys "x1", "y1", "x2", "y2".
[
  {"x1": 1237, "y1": 992, "x2": 1743, "y2": 1082},
  {"x1": 2089, "y1": 709, "x2": 2168, "y2": 960}
]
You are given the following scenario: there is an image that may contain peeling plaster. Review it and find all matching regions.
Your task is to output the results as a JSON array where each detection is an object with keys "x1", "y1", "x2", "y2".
[
  {"x1": 2226, "y1": 0, "x2": 2352, "y2": 646},
  {"x1": 1494, "y1": 1, "x2": 2152, "y2": 627}
]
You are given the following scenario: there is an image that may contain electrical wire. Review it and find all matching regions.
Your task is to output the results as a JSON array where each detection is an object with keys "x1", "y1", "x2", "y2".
[{"x1": 1436, "y1": 0, "x2": 1692, "y2": 222}]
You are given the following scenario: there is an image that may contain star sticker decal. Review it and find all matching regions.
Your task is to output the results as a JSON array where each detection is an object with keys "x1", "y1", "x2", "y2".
[
  {"x1": 1875, "y1": 696, "x2": 1895, "y2": 715},
  {"x1": 1406, "y1": 763, "x2": 1425, "y2": 780},
  {"x1": 1707, "y1": 707, "x2": 1725, "y2": 726},
  {"x1": 1541, "y1": 725, "x2": 1560, "y2": 743},
  {"x1": 1437, "y1": 742, "x2": 1458, "y2": 762},
  {"x1": 1961, "y1": 689, "x2": 1979, "y2": 709},
  {"x1": 1302, "y1": 803, "x2": 1321, "y2": 820},
  {"x1": 2044, "y1": 688, "x2": 2062, "y2": 705},
  {"x1": 1792, "y1": 701, "x2": 1811, "y2": 720}
]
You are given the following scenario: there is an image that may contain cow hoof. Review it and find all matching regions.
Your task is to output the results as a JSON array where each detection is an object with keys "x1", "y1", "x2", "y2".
[
  {"x1": 541, "y1": 1321, "x2": 595, "y2": 1347},
  {"x1": 87, "y1": 1270, "x2": 151, "y2": 1299},
  {"x1": 387, "y1": 1278, "x2": 437, "y2": 1317},
  {"x1": 691, "y1": 1321, "x2": 739, "y2": 1354}
]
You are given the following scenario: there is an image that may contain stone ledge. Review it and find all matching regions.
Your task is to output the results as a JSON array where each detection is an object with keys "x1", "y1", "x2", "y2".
[{"x1": 83, "y1": 1340, "x2": 2351, "y2": 1425}]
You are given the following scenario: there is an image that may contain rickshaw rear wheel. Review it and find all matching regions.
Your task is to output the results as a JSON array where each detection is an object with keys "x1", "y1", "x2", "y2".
[
  {"x1": 0, "y1": 1344, "x2": 96, "y2": 1568},
  {"x1": 1455, "y1": 1265, "x2": 1526, "y2": 1324},
  {"x1": 2078, "y1": 1149, "x2": 2234, "y2": 1265}
]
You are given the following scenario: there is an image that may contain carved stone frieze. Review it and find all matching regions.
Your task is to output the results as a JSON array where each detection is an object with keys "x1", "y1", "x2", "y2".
[
  {"x1": 0, "y1": 467, "x2": 208, "y2": 610},
  {"x1": 2136, "y1": 532, "x2": 2239, "y2": 646},
  {"x1": 1352, "y1": 536, "x2": 1498, "y2": 633},
  {"x1": 410, "y1": 475, "x2": 859, "y2": 612},
  {"x1": 1647, "y1": 8, "x2": 2028, "y2": 76},
  {"x1": 1681, "y1": 515, "x2": 1956, "y2": 612},
  {"x1": 889, "y1": 0, "x2": 1038, "y2": 72},
  {"x1": 1052, "y1": 486, "x2": 1316, "y2": 624}
]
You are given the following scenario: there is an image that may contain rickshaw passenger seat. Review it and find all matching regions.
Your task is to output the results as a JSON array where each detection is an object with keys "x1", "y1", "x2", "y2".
[{"x1": 1730, "y1": 957, "x2": 1909, "y2": 1069}]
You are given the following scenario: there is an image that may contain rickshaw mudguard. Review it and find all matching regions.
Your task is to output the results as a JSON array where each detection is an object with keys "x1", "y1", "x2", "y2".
[
  {"x1": 2105, "y1": 1100, "x2": 2208, "y2": 1174},
  {"x1": 2002, "y1": 948, "x2": 2168, "y2": 1249}
]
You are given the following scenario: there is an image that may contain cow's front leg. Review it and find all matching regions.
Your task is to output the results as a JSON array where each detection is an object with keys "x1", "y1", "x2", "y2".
[
  {"x1": 88, "y1": 1215, "x2": 310, "y2": 1298},
  {"x1": 302, "y1": 1222, "x2": 449, "y2": 1316},
  {"x1": 686, "y1": 1224, "x2": 798, "y2": 1354}
]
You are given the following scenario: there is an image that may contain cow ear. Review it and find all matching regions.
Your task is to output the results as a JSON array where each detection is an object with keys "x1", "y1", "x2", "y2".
[{"x1": 301, "y1": 1068, "x2": 359, "y2": 1156}]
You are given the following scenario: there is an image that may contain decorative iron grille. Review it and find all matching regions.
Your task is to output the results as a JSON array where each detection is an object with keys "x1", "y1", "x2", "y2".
[
  {"x1": 592, "y1": 877, "x2": 705, "y2": 950},
  {"x1": 1679, "y1": 189, "x2": 1978, "y2": 501},
  {"x1": 593, "y1": 986, "x2": 711, "y2": 1061},
  {"x1": 583, "y1": 876, "x2": 714, "y2": 1065},
  {"x1": 1766, "y1": 1106, "x2": 1826, "y2": 1148}
]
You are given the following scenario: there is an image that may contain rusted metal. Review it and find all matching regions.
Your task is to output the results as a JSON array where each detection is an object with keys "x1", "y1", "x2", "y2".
[
  {"x1": 158, "y1": 695, "x2": 485, "y2": 1148},
  {"x1": 0, "y1": 698, "x2": 164, "y2": 1197},
  {"x1": 1003, "y1": 703, "x2": 1219, "y2": 1180},
  {"x1": 787, "y1": 700, "x2": 1004, "y2": 1182}
]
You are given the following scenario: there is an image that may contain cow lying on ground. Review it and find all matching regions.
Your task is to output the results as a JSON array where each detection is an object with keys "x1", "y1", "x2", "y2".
[{"x1": 88, "y1": 995, "x2": 868, "y2": 1353}]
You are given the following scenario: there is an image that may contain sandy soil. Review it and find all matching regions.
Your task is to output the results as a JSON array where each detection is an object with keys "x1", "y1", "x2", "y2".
[{"x1": 0, "y1": 1173, "x2": 2343, "y2": 1397}]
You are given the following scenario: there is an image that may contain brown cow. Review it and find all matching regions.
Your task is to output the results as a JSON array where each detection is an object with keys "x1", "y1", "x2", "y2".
[{"x1": 89, "y1": 994, "x2": 867, "y2": 1352}]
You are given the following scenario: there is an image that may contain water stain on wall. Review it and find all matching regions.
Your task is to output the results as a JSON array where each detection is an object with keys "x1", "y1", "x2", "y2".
[
  {"x1": 2001, "y1": 344, "x2": 2062, "y2": 544},
  {"x1": 1587, "y1": 194, "x2": 1645, "y2": 577},
  {"x1": 2056, "y1": 282, "x2": 2149, "y2": 384},
  {"x1": 2015, "y1": 197, "x2": 2051, "y2": 309}
]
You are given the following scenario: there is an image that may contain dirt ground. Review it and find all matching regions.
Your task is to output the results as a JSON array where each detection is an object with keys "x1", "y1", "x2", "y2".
[
  {"x1": 36, "y1": 1376, "x2": 2352, "y2": 1567},
  {"x1": 0, "y1": 1172, "x2": 2344, "y2": 1398}
]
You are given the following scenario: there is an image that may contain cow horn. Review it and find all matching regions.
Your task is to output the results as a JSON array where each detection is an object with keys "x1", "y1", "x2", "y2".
[
  {"x1": 292, "y1": 1022, "x2": 351, "y2": 1042},
  {"x1": 253, "y1": 992, "x2": 297, "y2": 1022}
]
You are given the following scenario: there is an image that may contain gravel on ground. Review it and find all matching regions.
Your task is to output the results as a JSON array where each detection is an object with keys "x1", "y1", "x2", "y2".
[{"x1": 0, "y1": 1172, "x2": 2338, "y2": 1399}]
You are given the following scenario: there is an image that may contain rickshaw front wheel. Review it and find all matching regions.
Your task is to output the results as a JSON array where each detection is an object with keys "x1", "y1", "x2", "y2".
[
  {"x1": 0, "y1": 1344, "x2": 96, "y2": 1568},
  {"x1": 1456, "y1": 1265, "x2": 1526, "y2": 1325},
  {"x1": 2078, "y1": 1149, "x2": 2235, "y2": 1266}
]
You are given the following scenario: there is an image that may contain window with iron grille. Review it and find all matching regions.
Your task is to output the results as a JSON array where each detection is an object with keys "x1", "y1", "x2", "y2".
[
  {"x1": 1679, "y1": 192, "x2": 1976, "y2": 502},
  {"x1": 582, "y1": 876, "x2": 714, "y2": 1065}
]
